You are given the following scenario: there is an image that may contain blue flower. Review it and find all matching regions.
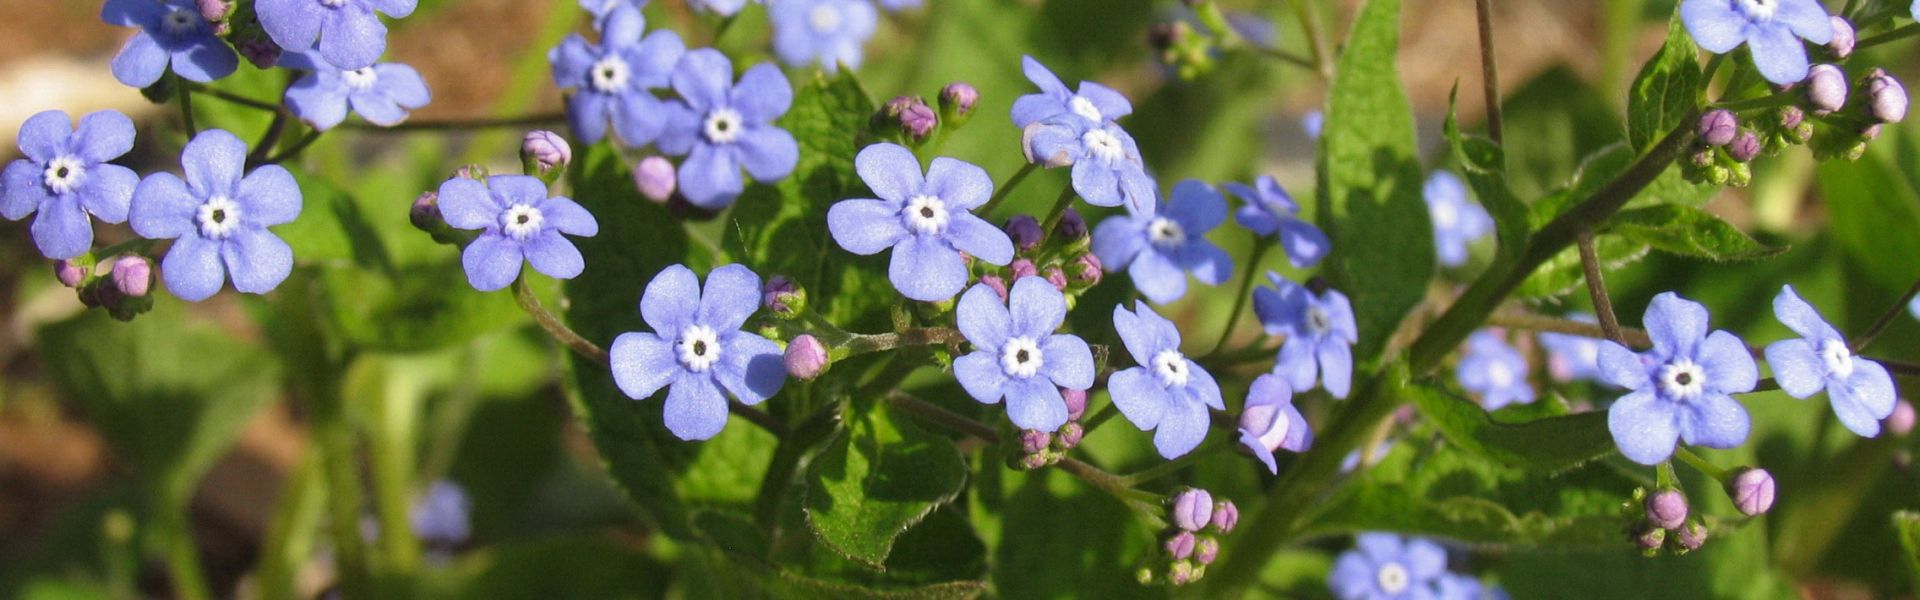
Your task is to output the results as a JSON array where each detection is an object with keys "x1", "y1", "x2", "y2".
[
  {"x1": 581, "y1": 0, "x2": 647, "y2": 26},
  {"x1": 1109, "y1": 301, "x2": 1224, "y2": 459},
  {"x1": 1025, "y1": 116, "x2": 1158, "y2": 215},
  {"x1": 409, "y1": 480, "x2": 471, "y2": 546},
  {"x1": 828, "y1": 143, "x2": 1013, "y2": 301},
  {"x1": 1254, "y1": 274, "x2": 1357, "y2": 399},
  {"x1": 1910, "y1": 294, "x2": 1920, "y2": 321},
  {"x1": 2, "y1": 110, "x2": 138, "y2": 259},
  {"x1": 1303, "y1": 110, "x2": 1324, "y2": 141},
  {"x1": 610, "y1": 264, "x2": 787, "y2": 441},
  {"x1": 1539, "y1": 314, "x2": 1607, "y2": 384},
  {"x1": 1010, "y1": 55, "x2": 1134, "y2": 129},
  {"x1": 689, "y1": 0, "x2": 750, "y2": 16},
  {"x1": 658, "y1": 49, "x2": 799, "y2": 209},
  {"x1": 256, "y1": 0, "x2": 416, "y2": 71},
  {"x1": 771, "y1": 0, "x2": 878, "y2": 74},
  {"x1": 953, "y1": 277, "x2": 1095, "y2": 432},
  {"x1": 1457, "y1": 330, "x2": 1535, "y2": 410},
  {"x1": 1597, "y1": 292, "x2": 1758, "y2": 465},
  {"x1": 1425, "y1": 170, "x2": 1491, "y2": 267},
  {"x1": 129, "y1": 130, "x2": 302, "y2": 301},
  {"x1": 1224, "y1": 175, "x2": 1330, "y2": 268},
  {"x1": 1764, "y1": 285, "x2": 1897, "y2": 437},
  {"x1": 1330, "y1": 534, "x2": 1448, "y2": 600},
  {"x1": 1092, "y1": 180, "x2": 1232, "y2": 304},
  {"x1": 437, "y1": 175, "x2": 598, "y2": 292},
  {"x1": 1682, "y1": 0, "x2": 1832, "y2": 84},
  {"x1": 549, "y1": 5, "x2": 685, "y2": 146},
  {"x1": 877, "y1": 0, "x2": 923, "y2": 11},
  {"x1": 101, "y1": 0, "x2": 239, "y2": 87},
  {"x1": 1238, "y1": 374, "x2": 1312, "y2": 474},
  {"x1": 1436, "y1": 575, "x2": 1510, "y2": 600},
  {"x1": 280, "y1": 50, "x2": 431, "y2": 131}
]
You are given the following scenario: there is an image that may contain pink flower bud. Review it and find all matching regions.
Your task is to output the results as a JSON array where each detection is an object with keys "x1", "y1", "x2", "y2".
[
  {"x1": 1163, "y1": 531, "x2": 1196, "y2": 560},
  {"x1": 784, "y1": 334, "x2": 829, "y2": 380},
  {"x1": 53, "y1": 259, "x2": 87, "y2": 288},
  {"x1": 1644, "y1": 489, "x2": 1688, "y2": 530},
  {"x1": 635, "y1": 156, "x2": 676, "y2": 203},
  {"x1": 1209, "y1": 501, "x2": 1238, "y2": 534},
  {"x1": 1062, "y1": 388, "x2": 1088, "y2": 420},
  {"x1": 1888, "y1": 399, "x2": 1915, "y2": 436},
  {"x1": 111, "y1": 255, "x2": 152, "y2": 299},
  {"x1": 1728, "y1": 468, "x2": 1775, "y2": 516},
  {"x1": 1170, "y1": 488, "x2": 1212, "y2": 532}
]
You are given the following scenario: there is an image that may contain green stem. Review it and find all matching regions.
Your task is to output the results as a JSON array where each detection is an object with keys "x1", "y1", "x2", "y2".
[
  {"x1": 1712, "y1": 91, "x2": 1803, "y2": 112},
  {"x1": 1673, "y1": 446, "x2": 1730, "y2": 482},
  {"x1": 1851, "y1": 277, "x2": 1920, "y2": 352},
  {"x1": 1207, "y1": 237, "x2": 1274, "y2": 357},
  {"x1": 176, "y1": 75, "x2": 198, "y2": 136},
  {"x1": 1474, "y1": 0, "x2": 1504, "y2": 145},
  {"x1": 512, "y1": 277, "x2": 609, "y2": 365},
  {"x1": 366, "y1": 361, "x2": 422, "y2": 577},
  {"x1": 1576, "y1": 229, "x2": 1625, "y2": 344},
  {"x1": 1081, "y1": 400, "x2": 1119, "y2": 434},
  {"x1": 753, "y1": 400, "x2": 843, "y2": 532},
  {"x1": 1118, "y1": 441, "x2": 1228, "y2": 486},
  {"x1": 263, "y1": 130, "x2": 324, "y2": 164},
  {"x1": 1656, "y1": 461, "x2": 1678, "y2": 489},
  {"x1": 1485, "y1": 309, "x2": 1652, "y2": 348},
  {"x1": 1254, "y1": 47, "x2": 1320, "y2": 72},
  {"x1": 257, "y1": 453, "x2": 325, "y2": 600},
  {"x1": 978, "y1": 162, "x2": 1038, "y2": 218},
  {"x1": 160, "y1": 505, "x2": 211, "y2": 600},
  {"x1": 1856, "y1": 23, "x2": 1920, "y2": 52},
  {"x1": 316, "y1": 384, "x2": 370, "y2": 600},
  {"x1": 842, "y1": 327, "x2": 966, "y2": 356},
  {"x1": 1039, "y1": 183, "x2": 1078, "y2": 238},
  {"x1": 1284, "y1": 0, "x2": 1333, "y2": 78}
]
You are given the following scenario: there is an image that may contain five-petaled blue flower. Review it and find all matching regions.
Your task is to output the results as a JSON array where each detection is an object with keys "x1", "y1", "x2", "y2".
[
  {"x1": 281, "y1": 50, "x2": 431, "y2": 131},
  {"x1": 610, "y1": 264, "x2": 787, "y2": 441},
  {"x1": 1224, "y1": 175, "x2": 1330, "y2": 268},
  {"x1": 1424, "y1": 170, "x2": 1491, "y2": 268},
  {"x1": 1025, "y1": 116, "x2": 1158, "y2": 216},
  {"x1": 954, "y1": 277, "x2": 1095, "y2": 432},
  {"x1": 771, "y1": 0, "x2": 878, "y2": 74},
  {"x1": 1539, "y1": 314, "x2": 1608, "y2": 384},
  {"x1": 1682, "y1": 0, "x2": 1833, "y2": 85},
  {"x1": 2, "y1": 110, "x2": 138, "y2": 259},
  {"x1": 257, "y1": 0, "x2": 417, "y2": 71},
  {"x1": 129, "y1": 130, "x2": 302, "y2": 301},
  {"x1": 1238, "y1": 374, "x2": 1313, "y2": 474},
  {"x1": 1330, "y1": 533, "x2": 1449, "y2": 600},
  {"x1": 438, "y1": 175, "x2": 599, "y2": 292},
  {"x1": 1109, "y1": 301, "x2": 1224, "y2": 459},
  {"x1": 658, "y1": 49, "x2": 799, "y2": 209},
  {"x1": 1011, "y1": 55, "x2": 1134, "y2": 129},
  {"x1": 1092, "y1": 179, "x2": 1232, "y2": 304},
  {"x1": 1457, "y1": 330, "x2": 1535, "y2": 411},
  {"x1": 550, "y1": 5, "x2": 686, "y2": 147},
  {"x1": 828, "y1": 143, "x2": 1013, "y2": 301},
  {"x1": 1764, "y1": 285, "x2": 1897, "y2": 437},
  {"x1": 1597, "y1": 292, "x2": 1758, "y2": 465},
  {"x1": 1254, "y1": 273, "x2": 1358, "y2": 399},
  {"x1": 101, "y1": 0, "x2": 239, "y2": 88}
]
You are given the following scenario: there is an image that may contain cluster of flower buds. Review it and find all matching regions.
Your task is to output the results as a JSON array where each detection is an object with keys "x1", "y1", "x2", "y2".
[
  {"x1": 1626, "y1": 487, "x2": 1708, "y2": 555},
  {"x1": 974, "y1": 210, "x2": 1098, "y2": 308},
  {"x1": 1796, "y1": 62, "x2": 1907, "y2": 161},
  {"x1": 1149, "y1": 0, "x2": 1280, "y2": 80},
  {"x1": 60, "y1": 254, "x2": 155, "y2": 322},
  {"x1": 1681, "y1": 109, "x2": 1761, "y2": 187},
  {"x1": 1139, "y1": 488, "x2": 1237, "y2": 586},
  {"x1": 1004, "y1": 388, "x2": 1088, "y2": 469},
  {"x1": 871, "y1": 82, "x2": 977, "y2": 147},
  {"x1": 193, "y1": 0, "x2": 282, "y2": 69}
]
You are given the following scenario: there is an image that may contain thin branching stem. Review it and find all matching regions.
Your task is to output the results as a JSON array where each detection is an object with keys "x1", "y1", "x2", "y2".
[
  {"x1": 1474, "y1": 0, "x2": 1504, "y2": 145},
  {"x1": 1852, "y1": 277, "x2": 1920, "y2": 352},
  {"x1": 978, "y1": 163, "x2": 1038, "y2": 218},
  {"x1": 1577, "y1": 229, "x2": 1626, "y2": 344}
]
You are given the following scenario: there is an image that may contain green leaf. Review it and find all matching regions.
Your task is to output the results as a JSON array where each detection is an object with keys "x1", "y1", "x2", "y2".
[
  {"x1": 1603, "y1": 204, "x2": 1784, "y2": 262},
  {"x1": 1895, "y1": 511, "x2": 1920, "y2": 588},
  {"x1": 1818, "y1": 151, "x2": 1920, "y2": 291},
  {"x1": 1516, "y1": 145, "x2": 1716, "y2": 299},
  {"x1": 1627, "y1": 12, "x2": 1701, "y2": 152},
  {"x1": 314, "y1": 264, "x2": 527, "y2": 352},
  {"x1": 1499, "y1": 66, "x2": 1625, "y2": 200},
  {"x1": 1444, "y1": 86, "x2": 1528, "y2": 265},
  {"x1": 689, "y1": 511, "x2": 986, "y2": 600},
  {"x1": 1314, "y1": 0, "x2": 1434, "y2": 360},
  {"x1": 805, "y1": 404, "x2": 968, "y2": 568},
  {"x1": 436, "y1": 536, "x2": 671, "y2": 599},
  {"x1": 1406, "y1": 382, "x2": 1615, "y2": 473}
]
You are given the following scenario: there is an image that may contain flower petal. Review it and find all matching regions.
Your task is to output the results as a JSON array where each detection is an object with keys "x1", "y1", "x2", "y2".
[
  {"x1": 130, "y1": 173, "x2": 201, "y2": 239},
  {"x1": 1597, "y1": 341, "x2": 1650, "y2": 391},
  {"x1": 1764, "y1": 338, "x2": 1825, "y2": 399},
  {"x1": 182, "y1": 130, "x2": 248, "y2": 199},
  {"x1": 110, "y1": 33, "x2": 168, "y2": 88},
  {"x1": 698, "y1": 263, "x2": 761, "y2": 332},
  {"x1": 1107, "y1": 367, "x2": 1168, "y2": 431},
  {"x1": 1775, "y1": 0, "x2": 1834, "y2": 44},
  {"x1": 888, "y1": 234, "x2": 967, "y2": 302},
  {"x1": 30, "y1": 195, "x2": 92, "y2": 259},
  {"x1": 924, "y1": 157, "x2": 993, "y2": 210},
  {"x1": 161, "y1": 234, "x2": 227, "y2": 302},
  {"x1": 460, "y1": 234, "x2": 524, "y2": 292},
  {"x1": 1091, "y1": 215, "x2": 1146, "y2": 272},
  {"x1": 663, "y1": 374, "x2": 728, "y2": 441},
  {"x1": 731, "y1": 63, "x2": 792, "y2": 124},
  {"x1": 168, "y1": 38, "x2": 238, "y2": 83},
  {"x1": 523, "y1": 230, "x2": 585, "y2": 280},
  {"x1": 954, "y1": 351, "x2": 1008, "y2": 405},
  {"x1": 1041, "y1": 334, "x2": 1095, "y2": 391},
  {"x1": 827, "y1": 198, "x2": 908, "y2": 255},
  {"x1": 611, "y1": 91, "x2": 666, "y2": 147},
  {"x1": 16, "y1": 110, "x2": 71, "y2": 164},
  {"x1": 1833, "y1": 360, "x2": 1897, "y2": 437},
  {"x1": 1317, "y1": 341, "x2": 1354, "y2": 399},
  {"x1": 1678, "y1": 392, "x2": 1750, "y2": 450},
  {"x1": 1076, "y1": 82, "x2": 1133, "y2": 120},
  {"x1": 716, "y1": 331, "x2": 784, "y2": 406},
  {"x1": 1274, "y1": 336, "x2": 1317, "y2": 394},
  {"x1": 956, "y1": 283, "x2": 1012, "y2": 349},
  {"x1": 735, "y1": 126, "x2": 798, "y2": 183},
  {"x1": 855, "y1": 143, "x2": 924, "y2": 203},
  {"x1": 1070, "y1": 158, "x2": 1121, "y2": 207},
  {"x1": 1168, "y1": 180, "x2": 1226, "y2": 232},
  {"x1": 671, "y1": 48, "x2": 733, "y2": 110},
  {"x1": 536, "y1": 196, "x2": 598, "y2": 237},
  {"x1": 944, "y1": 213, "x2": 1015, "y2": 266},
  {"x1": 222, "y1": 227, "x2": 293, "y2": 294},
  {"x1": 1174, "y1": 241, "x2": 1233, "y2": 286},
  {"x1": 1, "y1": 160, "x2": 48, "y2": 220},
  {"x1": 436, "y1": 178, "x2": 498, "y2": 231},
  {"x1": 610, "y1": 332, "x2": 677, "y2": 399},
  {"x1": 237, "y1": 164, "x2": 302, "y2": 227},
  {"x1": 1771, "y1": 284, "x2": 1839, "y2": 341},
  {"x1": 1277, "y1": 219, "x2": 1331, "y2": 268},
  {"x1": 1184, "y1": 360, "x2": 1225, "y2": 410},
  {"x1": 678, "y1": 143, "x2": 743, "y2": 209},
  {"x1": 1005, "y1": 377, "x2": 1068, "y2": 432},
  {"x1": 1698, "y1": 330, "x2": 1758, "y2": 394},
  {"x1": 1748, "y1": 23, "x2": 1813, "y2": 85},
  {"x1": 1152, "y1": 396, "x2": 1210, "y2": 459},
  {"x1": 73, "y1": 110, "x2": 135, "y2": 163},
  {"x1": 79, "y1": 164, "x2": 137, "y2": 224},
  {"x1": 1008, "y1": 275, "x2": 1067, "y2": 335},
  {"x1": 1128, "y1": 249, "x2": 1188, "y2": 304},
  {"x1": 642, "y1": 264, "x2": 701, "y2": 334},
  {"x1": 318, "y1": 7, "x2": 387, "y2": 70},
  {"x1": 1680, "y1": 0, "x2": 1747, "y2": 54},
  {"x1": 1608, "y1": 390, "x2": 1680, "y2": 465},
  {"x1": 1644, "y1": 292, "x2": 1709, "y2": 359}
]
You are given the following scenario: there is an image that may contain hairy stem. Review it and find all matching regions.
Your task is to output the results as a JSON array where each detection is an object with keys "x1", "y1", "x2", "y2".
[
  {"x1": 842, "y1": 327, "x2": 967, "y2": 356},
  {"x1": 1577, "y1": 229, "x2": 1626, "y2": 344},
  {"x1": 264, "y1": 130, "x2": 324, "y2": 165},
  {"x1": 176, "y1": 75, "x2": 199, "y2": 137},
  {"x1": 978, "y1": 164, "x2": 1038, "y2": 218},
  {"x1": 1856, "y1": 22, "x2": 1920, "y2": 52},
  {"x1": 1039, "y1": 183, "x2": 1079, "y2": 237},
  {"x1": 1673, "y1": 446, "x2": 1730, "y2": 482},
  {"x1": 1474, "y1": 0, "x2": 1504, "y2": 145},
  {"x1": 1207, "y1": 237, "x2": 1274, "y2": 357},
  {"x1": 512, "y1": 278, "x2": 609, "y2": 365},
  {"x1": 1486, "y1": 309, "x2": 1651, "y2": 347},
  {"x1": 1851, "y1": 277, "x2": 1920, "y2": 352}
]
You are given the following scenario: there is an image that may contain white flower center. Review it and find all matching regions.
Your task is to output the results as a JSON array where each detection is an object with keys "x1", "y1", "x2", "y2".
[
  {"x1": 1376, "y1": 562, "x2": 1411, "y2": 595},
  {"x1": 1082, "y1": 129, "x2": 1124, "y2": 163},
  {"x1": 1430, "y1": 198, "x2": 1459, "y2": 230},
  {"x1": 1736, "y1": 0, "x2": 1776, "y2": 21},
  {"x1": 1000, "y1": 337, "x2": 1045, "y2": 379},
  {"x1": 342, "y1": 67, "x2": 379, "y2": 91},
  {"x1": 1147, "y1": 217, "x2": 1185, "y2": 249},
  {"x1": 589, "y1": 55, "x2": 631, "y2": 93},
  {"x1": 197, "y1": 195, "x2": 242, "y2": 239},
  {"x1": 501, "y1": 203, "x2": 544, "y2": 240},
  {"x1": 1305, "y1": 305, "x2": 1332, "y2": 336},
  {"x1": 1068, "y1": 96, "x2": 1102, "y2": 122},
  {"x1": 1821, "y1": 339, "x2": 1855, "y2": 379},
  {"x1": 1659, "y1": 359, "x2": 1707, "y2": 401},
  {"x1": 1485, "y1": 358, "x2": 1516, "y2": 389},
  {"x1": 42, "y1": 156, "x2": 86, "y2": 195},
  {"x1": 162, "y1": 8, "x2": 199, "y2": 34},
  {"x1": 903, "y1": 194, "x2": 949, "y2": 235},
  {"x1": 1152, "y1": 350, "x2": 1190, "y2": 388},
  {"x1": 677, "y1": 325, "x2": 721, "y2": 372},
  {"x1": 808, "y1": 4, "x2": 843, "y2": 33},
  {"x1": 703, "y1": 107, "x2": 744, "y2": 144}
]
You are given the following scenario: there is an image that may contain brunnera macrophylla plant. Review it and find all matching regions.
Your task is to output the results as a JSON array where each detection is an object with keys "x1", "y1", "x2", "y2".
[{"x1": 6, "y1": 0, "x2": 1920, "y2": 598}]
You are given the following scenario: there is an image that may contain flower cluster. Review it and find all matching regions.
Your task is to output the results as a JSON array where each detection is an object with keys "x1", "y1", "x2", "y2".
[
  {"x1": 1142, "y1": 488, "x2": 1238, "y2": 586},
  {"x1": 1330, "y1": 533, "x2": 1507, "y2": 600}
]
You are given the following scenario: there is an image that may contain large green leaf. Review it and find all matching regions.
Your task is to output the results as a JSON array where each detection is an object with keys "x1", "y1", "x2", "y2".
[
  {"x1": 1627, "y1": 12, "x2": 1701, "y2": 153},
  {"x1": 1516, "y1": 145, "x2": 1716, "y2": 299},
  {"x1": 805, "y1": 404, "x2": 968, "y2": 568},
  {"x1": 1499, "y1": 66, "x2": 1626, "y2": 200},
  {"x1": 1406, "y1": 383, "x2": 1616, "y2": 473},
  {"x1": 689, "y1": 511, "x2": 986, "y2": 599},
  {"x1": 1602, "y1": 205, "x2": 1783, "y2": 262},
  {"x1": 1314, "y1": 0, "x2": 1433, "y2": 360},
  {"x1": 1818, "y1": 151, "x2": 1920, "y2": 291},
  {"x1": 1444, "y1": 88, "x2": 1528, "y2": 266}
]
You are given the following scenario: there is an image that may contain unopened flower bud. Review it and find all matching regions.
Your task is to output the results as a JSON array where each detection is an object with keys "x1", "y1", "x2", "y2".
[
  {"x1": 1058, "y1": 208, "x2": 1088, "y2": 241},
  {"x1": 1633, "y1": 521, "x2": 1666, "y2": 551},
  {"x1": 1644, "y1": 490, "x2": 1688, "y2": 530},
  {"x1": 939, "y1": 82, "x2": 978, "y2": 124},
  {"x1": 1062, "y1": 388, "x2": 1087, "y2": 420},
  {"x1": 784, "y1": 334, "x2": 829, "y2": 380},
  {"x1": 1148, "y1": 21, "x2": 1188, "y2": 53},
  {"x1": 1019, "y1": 429, "x2": 1050, "y2": 454},
  {"x1": 197, "y1": 0, "x2": 231, "y2": 23},
  {"x1": 452, "y1": 164, "x2": 488, "y2": 180},
  {"x1": 635, "y1": 156, "x2": 677, "y2": 203},
  {"x1": 111, "y1": 255, "x2": 152, "y2": 299},
  {"x1": 1194, "y1": 538, "x2": 1219, "y2": 565},
  {"x1": 1055, "y1": 421, "x2": 1084, "y2": 449},
  {"x1": 1728, "y1": 468, "x2": 1776, "y2": 516},
  {"x1": 1828, "y1": 16, "x2": 1857, "y2": 59},
  {"x1": 1170, "y1": 488, "x2": 1213, "y2": 532},
  {"x1": 53, "y1": 259, "x2": 87, "y2": 288},
  {"x1": 1866, "y1": 68, "x2": 1908, "y2": 123},
  {"x1": 979, "y1": 273, "x2": 1009, "y2": 301},
  {"x1": 1674, "y1": 520, "x2": 1708, "y2": 552},
  {"x1": 1806, "y1": 64, "x2": 1849, "y2": 116},
  {"x1": 1689, "y1": 148, "x2": 1716, "y2": 168},
  {"x1": 1019, "y1": 451, "x2": 1050, "y2": 470},
  {"x1": 1209, "y1": 501, "x2": 1238, "y2": 534},
  {"x1": 521, "y1": 130, "x2": 572, "y2": 176},
  {"x1": 238, "y1": 38, "x2": 283, "y2": 70},
  {"x1": 1888, "y1": 399, "x2": 1915, "y2": 436},
  {"x1": 1072, "y1": 254, "x2": 1103, "y2": 287},
  {"x1": 410, "y1": 191, "x2": 441, "y2": 231},
  {"x1": 1167, "y1": 561, "x2": 1195, "y2": 586},
  {"x1": 1728, "y1": 130, "x2": 1762, "y2": 162},
  {"x1": 1043, "y1": 266, "x2": 1068, "y2": 291},
  {"x1": 1004, "y1": 215, "x2": 1043, "y2": 251},
  {"x1": 1164, "y1": 531, "x2": 1196, "y2": 560},
  {"x1": 1779, "y1": 106, "x2": 1805, "y2": 130},
  {"x1": 1697, "y1": 110, "x2": 1738, "y2": 147},
  {"x1": 1010, "y1": 259, "x2": 1038, "y2": 280},
  {"x1": 882, "y1": 95, "x2": 937, "y2": 142},
  {"x1": 762, "y1": 276, "x2": 805, "y2": 317}
]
